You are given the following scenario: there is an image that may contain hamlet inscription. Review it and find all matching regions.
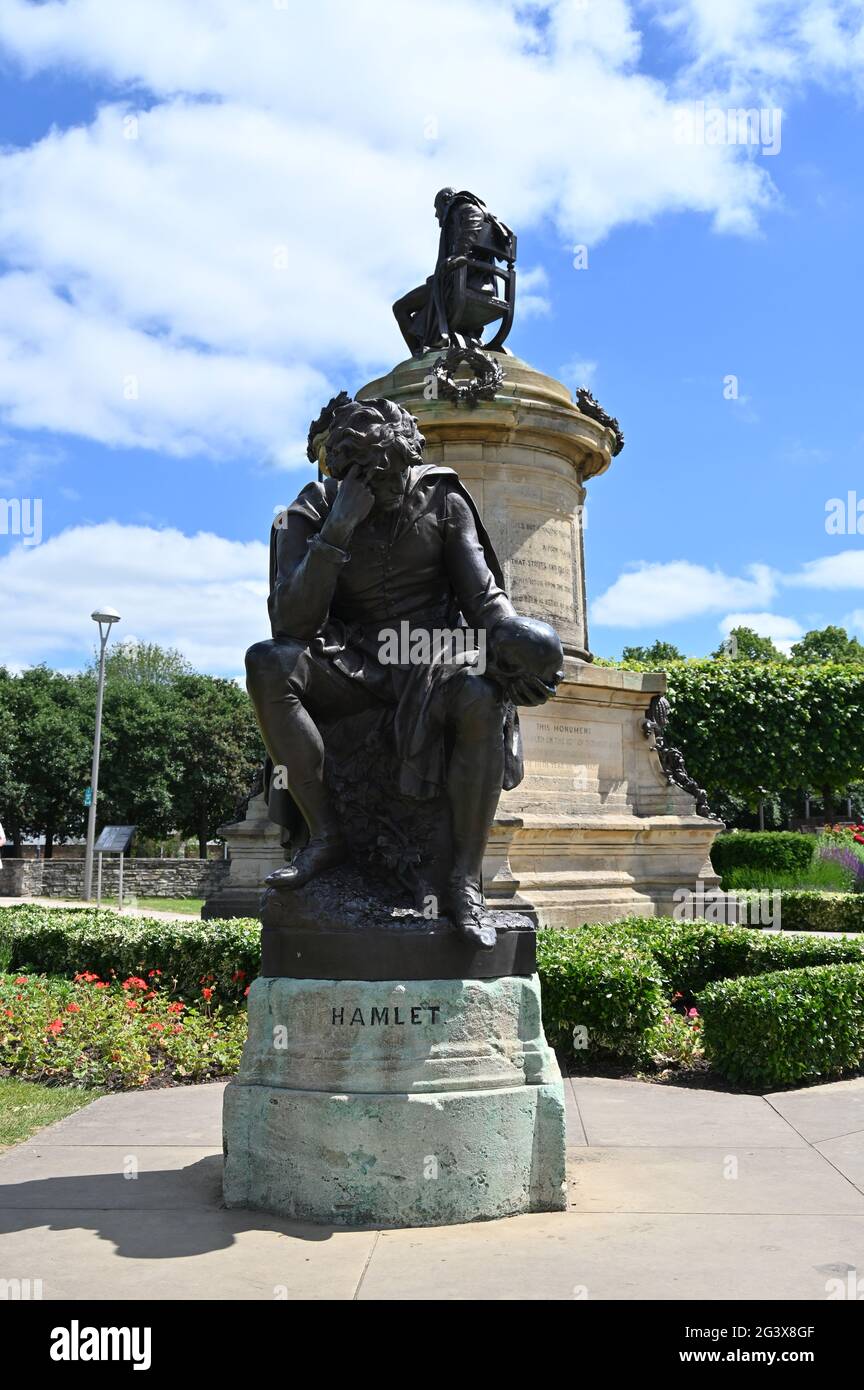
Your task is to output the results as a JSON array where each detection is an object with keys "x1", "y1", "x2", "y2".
[{"x1": 331, "y1": 1004, "x2": 443, "y2": 1027}]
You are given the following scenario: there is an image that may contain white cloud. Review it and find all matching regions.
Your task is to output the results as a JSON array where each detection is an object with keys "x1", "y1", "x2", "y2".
[
  {"x1": 594, "y1": 543, "x2": 864, "y2": 632},
  {"x1": 0, "y1": 272, "x2": 328, "y2": 461},
  {"x1": 784, "y1": 551, "x2": 864, "y2": 589},
  {"x1": 0, "y1": 521, "x2": 269, "y2": 675},
  {"x1": 647, "y1": 0, "x2": 864, "y2": 100},
  {"x1": 718, "y1": 610, "x2": 804, "y2": 655},
  {"x1": 0, "y1": 0, "x2": 781, "y2": 460},
  {"x1": 560, "y1": 359, "x2": 599, "y2": 390},
  {"x1": 517, "y1": 267, "x2": 551, "y2": 319},
  {"x1": 591, "y1": 559, "x2": 777, "y2": 626}
]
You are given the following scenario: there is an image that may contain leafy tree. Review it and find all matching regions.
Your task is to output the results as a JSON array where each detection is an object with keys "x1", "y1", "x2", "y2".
[
  {"x1": 169, "y1": 675, "x2": 262, "y2": 857},
  {"x1": 7, "y1": 667, "x2": 93, "y2": 855},
  {"x1": 0, "y1": 667, "x2": 26, "y2": 854},
  {"x1": 790, "y1": 625, "x2": 864, "y2": 665},
  {"x1": 621, "y1": 640, "x2": 684, "y2": 665},
  {"x1": 96, "y1": 677, "x2": 181, "y2": 840},
  {"x1": 93, "y1": 639, "x2": 193, "y2": 686},
  {"x1": 711, "y1": 626, "x2": 786, "y2": 662},
  {"x1": 664, "y1": 661, "x2": 864, "y2": 816}
]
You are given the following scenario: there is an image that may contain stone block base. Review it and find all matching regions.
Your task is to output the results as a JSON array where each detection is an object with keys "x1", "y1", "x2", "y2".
[
  {"x1": 222, "y1": 974, "x2": 567, "y2": 1227},
  {"x1": 223, "y1": 1080, "x2": 566, "y2": 1227}
]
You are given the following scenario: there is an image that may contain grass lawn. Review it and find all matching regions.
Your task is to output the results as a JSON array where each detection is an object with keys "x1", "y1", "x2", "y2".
[
  {"x1": 0, "y1": 1077, "x2": 100, "y2": 1147},
  {"x1": 126, "y1": 897, "x2": 204, "y2": 916}
]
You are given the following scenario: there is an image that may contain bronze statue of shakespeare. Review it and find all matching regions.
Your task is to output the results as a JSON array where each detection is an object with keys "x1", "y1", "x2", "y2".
[
  {"x1": 392, "y1": 188, "x2": 517, "y2": 356},
  {"x1": 245, "y1": 395, "x2": 562, "y2": 949}
]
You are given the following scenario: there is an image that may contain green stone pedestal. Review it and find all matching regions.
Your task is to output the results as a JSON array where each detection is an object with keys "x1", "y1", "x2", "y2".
[{"x1": 222, "y1": 974, "x2": 567, "y2": 1227}]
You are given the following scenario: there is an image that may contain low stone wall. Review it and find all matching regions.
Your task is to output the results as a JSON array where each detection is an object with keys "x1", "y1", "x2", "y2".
[{"x1": 0, "y1": 857, "x2": 229, "y2": 901}]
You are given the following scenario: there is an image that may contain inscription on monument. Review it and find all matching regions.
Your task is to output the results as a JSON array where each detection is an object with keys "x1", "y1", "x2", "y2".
[
  {"x1": 507, "y1": 514, "x2": 576, "y2": 639},
  {"x1": 331, "y1": 1004, "x2": 443, "y2": 1026},
  {"x1": 522, "y1": 714, "x2": 625, "y2": 778}
]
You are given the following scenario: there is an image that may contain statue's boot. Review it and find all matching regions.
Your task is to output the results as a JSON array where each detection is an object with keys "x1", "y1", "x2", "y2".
[
  {"x1": 446, "y1": 875, "x2": 496, "y2": 950},
  {"x1": 266, "y1": 833, "x2": 347, "y2": 891}
]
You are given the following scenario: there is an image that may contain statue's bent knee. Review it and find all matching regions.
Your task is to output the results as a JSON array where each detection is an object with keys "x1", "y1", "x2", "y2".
[
  {"x1": 245, "y1": 637, "x2": 306, "y2": 692},
  {"x1": 449, "y1": 672, "x2": 502, "y2": 730}
]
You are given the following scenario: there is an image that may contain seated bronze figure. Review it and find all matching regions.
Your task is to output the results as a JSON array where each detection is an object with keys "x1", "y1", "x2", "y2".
[
  {"x1": 245, "y1": 394, "x2": 562, "y2": 949},
  {"x1": 392, "y1": 187, "x2": 517, "y2": 356}
]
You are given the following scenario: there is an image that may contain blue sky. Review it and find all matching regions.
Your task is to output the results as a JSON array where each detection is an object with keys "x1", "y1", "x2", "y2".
[{"x1": 0, "y1": 0, "x2": 863, "y2": 674}]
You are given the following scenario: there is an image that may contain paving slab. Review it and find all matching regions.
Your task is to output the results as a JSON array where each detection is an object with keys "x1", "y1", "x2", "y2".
[
  {"x1": 568, "y1": 1145, "x2": 864, "y2": 1214},
  {"x1": 2, "y1": 1075, "x2": 862, "y2": 1300},
  {"x1": 765, "y1": 1077, "x2": 864, "y2": 1143},
  {"x1": 356, "y1": 1212, "x2": 864, "y2": 1300},
  {"x1": 0, "y1": 1147, "x2": 222, "y2": 1210},
  {"x1": 570, "y1": 1077, "x2": 806, "y2": 1148},
  {"x1": 30, "y1": 1082, "x2": 225, "y2": 1147},
  {"x1": 0, "y1": 1210, "x2": 377, "y2": 1300},
  {"x1": 563, "y1": 1076, "x2": 587, "y2": 1147},
  {"x1": 815, "y1": 1132, "x2": 864, "y2": 1192}
]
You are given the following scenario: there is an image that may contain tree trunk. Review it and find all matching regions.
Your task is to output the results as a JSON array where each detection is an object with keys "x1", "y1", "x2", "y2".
[
  {"x1": 44, "y1": 822, "x2": 54, "y2": 859},
  {"x1": 198, "y1": 807, "x2": 208, "y2": 860},
  {"x1": 822, "y1": 785, "x2": 833, "y2": 822}
]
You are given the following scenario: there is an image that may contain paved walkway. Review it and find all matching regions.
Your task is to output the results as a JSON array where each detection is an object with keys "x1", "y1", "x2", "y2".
[{"x1": 1, "y1": 1075, "x2": 863, "y2": 1299}]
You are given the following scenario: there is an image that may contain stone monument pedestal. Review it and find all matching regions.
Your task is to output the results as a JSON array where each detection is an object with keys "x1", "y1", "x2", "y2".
[
  {"x1": 201, "y1": 792, "x2": 283, "y2": 920},
  {"x1": 223, "y1": 972, "x2": 566, "y2": 1227},
  {"x1": 485, "y1": 661, "x2": 721, "y2": 927},
  {"x1": 222, "y1": 879, "x2": 567, "y2": 1227}
]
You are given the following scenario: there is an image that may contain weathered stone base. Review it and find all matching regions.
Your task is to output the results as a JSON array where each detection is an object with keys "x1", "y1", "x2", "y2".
[
  {"x1": 222, "y1": 974, "x2": 567, "y2": 1227},
  {"x1": 223, "y1": 1080, "x2": 566, "y2": 1227}
]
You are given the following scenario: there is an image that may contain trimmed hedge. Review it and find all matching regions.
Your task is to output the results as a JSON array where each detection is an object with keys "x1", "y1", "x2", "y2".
[
  {"x1": 536, "y1": 925, "x2": 665, "y2": 1061},
  {"x1": 710, "y1": 831, "x2": 814, "y2": 878},
  {"x1": 757, "y1": 890, "x2": 864, "y2": 934},
  {"x1": 605, "y1": 916, "x2": 864, "y2": 996},
  {"x1": 698, "y1": 963, "x2": 864, "y2": 1088},
  {"x1": 537, "y1": 916, "x2": 864, "y2": 1060},
  {"x1": 0, "y1": 905, "x2": 259, "y2": 1004}
]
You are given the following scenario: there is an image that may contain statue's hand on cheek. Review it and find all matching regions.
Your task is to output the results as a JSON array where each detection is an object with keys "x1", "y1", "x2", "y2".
[{"x1": 321, "y1": 464, "x2": 376, "y2": 549}]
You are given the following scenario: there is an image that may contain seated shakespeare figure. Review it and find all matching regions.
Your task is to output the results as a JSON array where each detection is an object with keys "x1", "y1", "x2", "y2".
[
  {"x1": 392, "y1": 187, "x2": 516, "y2": 356},
  {"x1": 245, "y1": 394, "x2": 562, "y2": 949}
]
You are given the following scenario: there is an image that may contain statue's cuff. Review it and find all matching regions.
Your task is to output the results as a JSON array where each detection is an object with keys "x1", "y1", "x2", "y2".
[{"x1": 308, "y1": 534, "x2": 349, "y2": 564}]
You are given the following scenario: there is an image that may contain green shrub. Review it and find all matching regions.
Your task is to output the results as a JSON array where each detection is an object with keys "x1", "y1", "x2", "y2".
[
  {"x1": 698, "y1": 963, "x2": 864, "y2": 1088},
  {"x1": 536, "y1": 926, "x2": 665, "y2": 1062},
  {"x1": 756, "y1": 890, "x2": 864, "y2": 933},
  {"x1": 0, "y1": 906, "x2": 259, "y2": 1003},
  {"x1": 711, "y1": 830, "x2": 814, "y2": 879},
  {"x1": 595, "y1": 915, "x2": 864, "y2": 996},
  {"x1": 8, "y1": 904, "x2": 864, "y2": 1086}
]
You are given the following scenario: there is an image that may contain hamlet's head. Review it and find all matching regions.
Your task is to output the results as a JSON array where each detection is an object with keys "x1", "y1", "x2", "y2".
[{"x1": 326, "y1": 397, "x2": 425, "y2": 511}]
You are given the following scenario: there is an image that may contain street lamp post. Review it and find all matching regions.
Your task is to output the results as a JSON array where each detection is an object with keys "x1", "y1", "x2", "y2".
[{"x1": 83, "y1": 607, "x2": 121, "y2": 900}]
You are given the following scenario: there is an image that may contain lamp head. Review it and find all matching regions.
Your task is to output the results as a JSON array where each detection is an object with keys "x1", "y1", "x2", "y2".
[{"x1": 91, "y1": 607, "x2": 120, "y2": 625}]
